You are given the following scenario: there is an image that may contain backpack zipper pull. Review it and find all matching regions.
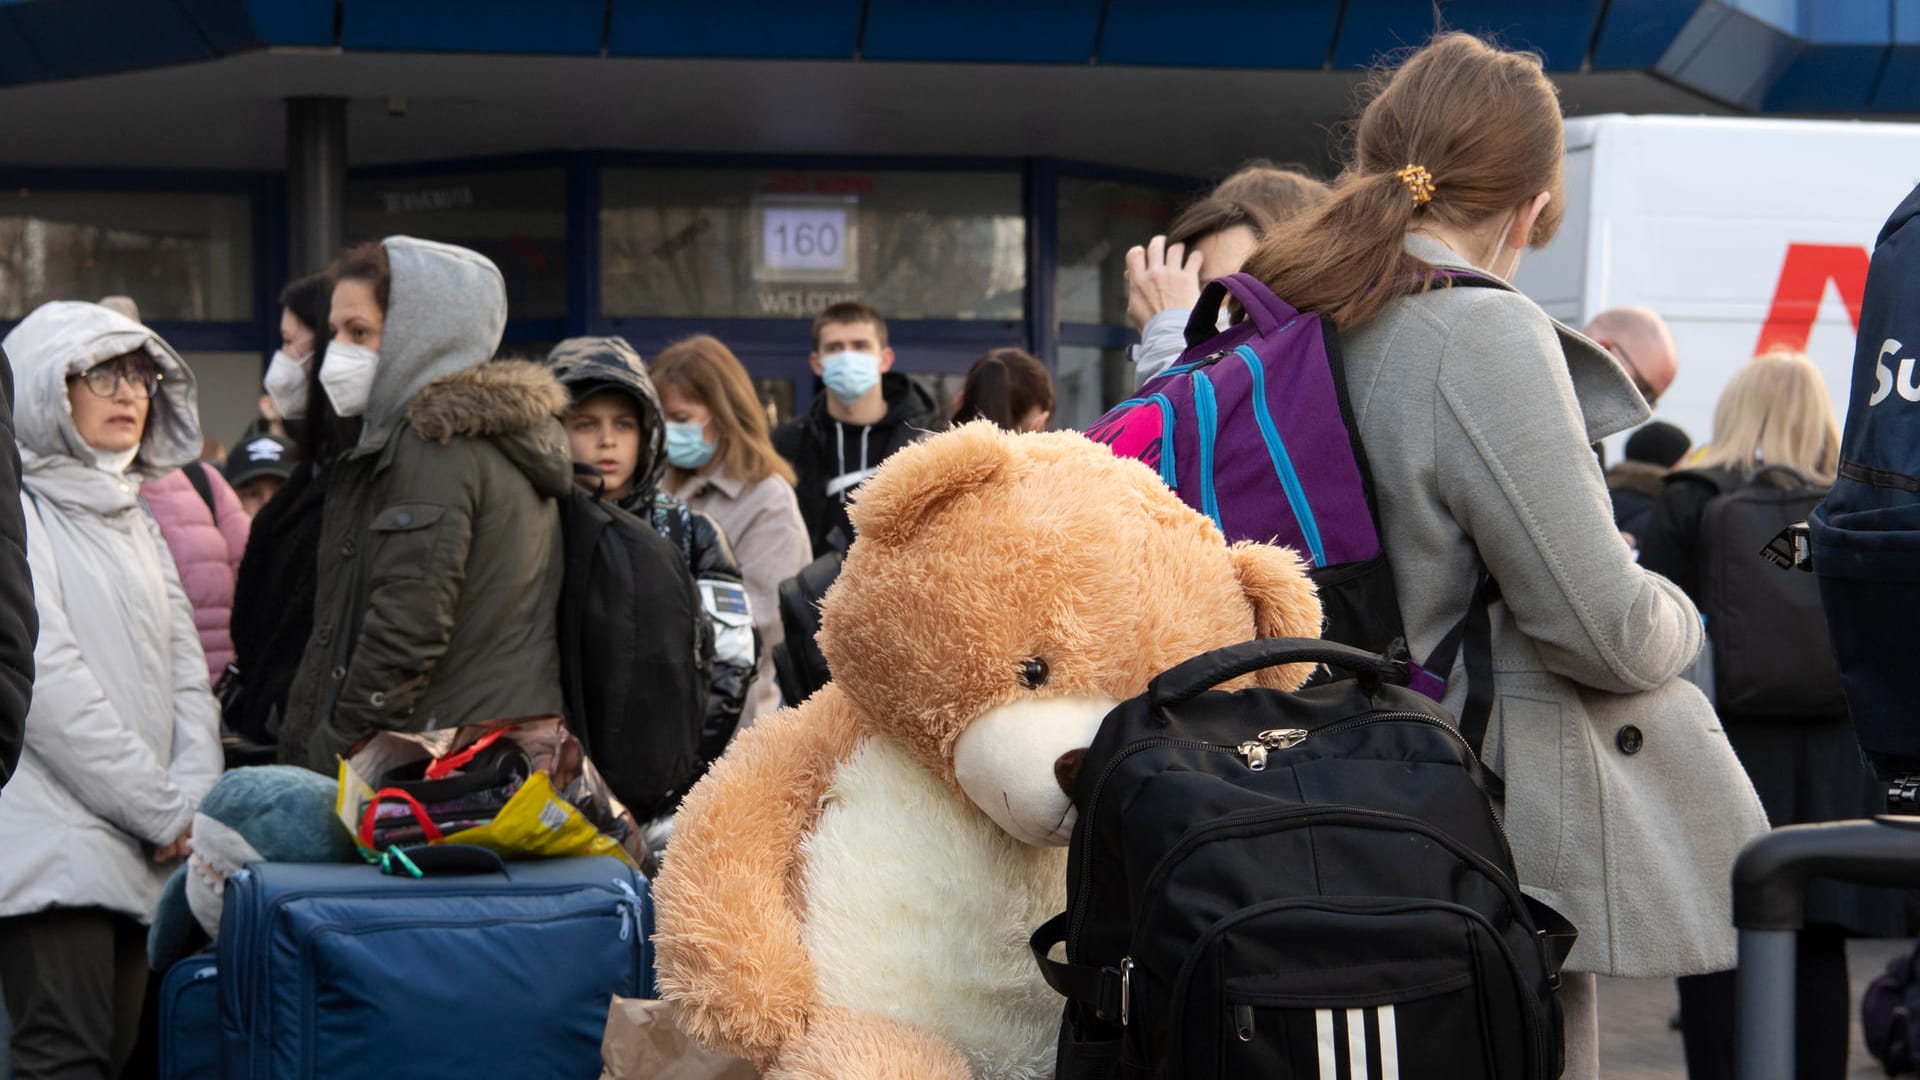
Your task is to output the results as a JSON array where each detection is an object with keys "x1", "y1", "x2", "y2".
[
  {"x1": 1234, "y1": 1004, "x2": 1257, "y2": 1042},
  {"x1": 1237, "y1": 741, "x2": 1269, "y2": 770},
  {"x1": 1237, "y1": 728, "x2": 1308, "y2": 770}
]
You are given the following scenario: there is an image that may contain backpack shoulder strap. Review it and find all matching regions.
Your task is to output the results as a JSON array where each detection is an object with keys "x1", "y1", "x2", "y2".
[
  {"x1": 185, "y1": 462, "x2": 217, "y2": 520},
  {"x1": 1413, "y1": 572, "x2": 1502, "y2": 794}
]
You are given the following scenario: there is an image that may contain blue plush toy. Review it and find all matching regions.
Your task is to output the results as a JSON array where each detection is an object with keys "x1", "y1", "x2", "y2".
[{"x1": 148, "y1": 766, "x2": 360, "y2": 970}]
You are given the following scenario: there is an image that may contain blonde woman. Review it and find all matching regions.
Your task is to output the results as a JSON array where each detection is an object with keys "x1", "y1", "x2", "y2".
[
  {"x1": 649, "y1": 336, "x2": 811, "y2": 725},
  {"x1": 1640, "y1": 352, "x2": 1896, "y2": 1080}
]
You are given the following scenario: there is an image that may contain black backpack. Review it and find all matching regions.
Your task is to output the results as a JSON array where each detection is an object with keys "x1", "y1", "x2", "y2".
[
  {"x1": 1031, "y1": 638, "x2": 1573, "y2": 1080},
  {"x1": 1680, "y1": 465, "x2": 1844, "y2": 719},
  {"x1": 554, "y1": 487, "x2": 709, "y2": 820},
  {"x1": 770, "y1": 547, "x2": 840, "y2": 707}
]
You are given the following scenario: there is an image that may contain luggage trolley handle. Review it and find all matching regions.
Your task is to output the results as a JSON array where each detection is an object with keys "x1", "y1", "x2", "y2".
[
  {"x1": 1149, "y1": 638, "x2": 1409, "y2": 710},
  {"x1": 1735, "y1": 818, "x2": 1920, "y2": 1080}
]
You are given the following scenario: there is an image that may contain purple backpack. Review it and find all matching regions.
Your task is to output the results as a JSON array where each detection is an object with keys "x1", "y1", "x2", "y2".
[{"x1": 1087, "y1": 272, "x2": 1501, "y2": 744}]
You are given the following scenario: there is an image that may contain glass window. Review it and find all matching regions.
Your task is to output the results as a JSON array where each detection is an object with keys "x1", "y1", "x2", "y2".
[
  {"x1": 346, "y1": 169, "x2": 567, "y2": 319},
  {"x1": 600, "y1": 168, "x2": 1025, "y2": 320},
  {"x1": 1056, "y1": 178, "x2": 1186, "y2": 327},
  {"x1": 0, "y1": 189, "x2": 253, "y2": 321},
  {"x1": 181, "y1": 351, "x2": 267, "y2": 456},
  {"x1": 1054, "y1": 346, "x2": 1133, "y2": 432}
]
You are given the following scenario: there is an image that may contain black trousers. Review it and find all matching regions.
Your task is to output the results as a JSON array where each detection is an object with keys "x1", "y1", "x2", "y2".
[
  {"x1": 1677, "y1": 922, "x2": 1851, "y2": 1080},
  {"x1": 0, "y1": 907, "x2": 149, "y2": 1080}
]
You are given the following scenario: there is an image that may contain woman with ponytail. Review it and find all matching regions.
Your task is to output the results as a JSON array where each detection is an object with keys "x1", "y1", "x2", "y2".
[
  {"x1": 951, "y1": 347, "x2": 1053, "y2": 432},
  {"x1": 1241, "y1": 33, "x2": 1766, "y2": 1075}
]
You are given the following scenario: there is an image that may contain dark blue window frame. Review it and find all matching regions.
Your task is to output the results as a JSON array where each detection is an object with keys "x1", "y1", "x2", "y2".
[
  {"x1": 0, "y1": 152, "x2": 1194, "y2": 421},
  {"x1": 0, "y1": 165, "x2": 285, "y2": 356}
]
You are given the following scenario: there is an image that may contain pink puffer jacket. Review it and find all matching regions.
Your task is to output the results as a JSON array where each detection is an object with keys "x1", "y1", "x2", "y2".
[{"x1": 142, "y1": 465, "x2": 251, "y2": 684}]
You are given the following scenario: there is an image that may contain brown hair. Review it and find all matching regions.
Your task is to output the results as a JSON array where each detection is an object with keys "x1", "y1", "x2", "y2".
[
  {"x1": 332, "y1": 241, "x2": 392, "y2": 312},
  {"x1": 649, "y1": 334, "x2": 798, "y2": 488},
  {"x1": 1241, "y1": 32, "x2": 1565, "y2": 330},
  {"x1": 812, "y1": 301, "x2": 888, "y2": 352},
  {"x1": 952, "y1": 348, "x2": 1055, "y2": 431},
  {"x1": 1167, "y1": 163, "x2": 1330, "y2": 248}
]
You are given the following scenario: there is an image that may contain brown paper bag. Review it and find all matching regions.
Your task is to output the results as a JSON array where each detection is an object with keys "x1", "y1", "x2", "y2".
[{"x1": 600, "y1": 997, "x2": 759, "y2": 1080}]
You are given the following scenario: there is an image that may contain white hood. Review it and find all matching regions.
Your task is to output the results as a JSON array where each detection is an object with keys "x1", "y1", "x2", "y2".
[{"x1": 3, "y1": 301, "x2": 203, "y2": 484}]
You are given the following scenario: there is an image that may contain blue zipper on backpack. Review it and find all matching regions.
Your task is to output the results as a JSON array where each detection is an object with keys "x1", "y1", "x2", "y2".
[
  {"x1": 1234, "y1": 345, "x2": 1324, "y2": 566},
  {"x1": 1143, "y1": 394, "x2": 1179, "y2": 490},
  {"x1": 1191, "y1": 373, "x2": 1224, "y2": 531}
]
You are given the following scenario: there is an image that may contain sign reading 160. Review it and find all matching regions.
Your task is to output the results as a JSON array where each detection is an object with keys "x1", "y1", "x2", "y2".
[{"x1": 772, "y1": 219, "x2": 840, "y2": 258}]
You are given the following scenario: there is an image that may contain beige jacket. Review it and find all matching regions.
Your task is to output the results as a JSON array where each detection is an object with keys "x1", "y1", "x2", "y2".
[
  {"x1": 1336, "y1": 234, "x2": 1768, "y2": 976},
  {"x1": 673, "y1": 468, "x2": 813, "y2": 724}
]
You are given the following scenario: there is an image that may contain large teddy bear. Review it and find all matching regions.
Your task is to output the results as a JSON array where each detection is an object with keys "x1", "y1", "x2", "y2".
[{"x1": 653, "y1": 423, "x2": 1323, "y2": 1079}]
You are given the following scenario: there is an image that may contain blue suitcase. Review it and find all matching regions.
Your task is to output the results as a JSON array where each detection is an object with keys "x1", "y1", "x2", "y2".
[
  {"x1": 159, "y1": 954, "x2": 221, "y2": 1080},
  {"x1": 218, "y1": 846, "x2": 651, "y2": 1080}
]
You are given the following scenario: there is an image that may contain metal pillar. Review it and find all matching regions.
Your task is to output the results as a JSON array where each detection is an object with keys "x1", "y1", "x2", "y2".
[{"x1": 286, "y1": 97, "x2": 347, "y2": 278}]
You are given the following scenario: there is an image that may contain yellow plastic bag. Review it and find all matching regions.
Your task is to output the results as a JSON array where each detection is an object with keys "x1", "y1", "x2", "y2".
[
  {"x1": 440, "y1": 770, "x2": 634, "y2": 865},
  {"x1": 336, "y1": 729, "x2": 640, "y2": 868}
]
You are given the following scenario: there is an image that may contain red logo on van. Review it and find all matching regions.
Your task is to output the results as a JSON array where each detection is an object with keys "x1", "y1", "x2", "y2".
[{"x1": 1757, "y1": 243, "x2": 1869, "y2": 355}]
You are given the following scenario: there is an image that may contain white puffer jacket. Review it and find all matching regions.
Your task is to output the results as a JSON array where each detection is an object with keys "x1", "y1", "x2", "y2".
[{"x1": 0, "y1": 302, "x2": 222, "y2": 923}]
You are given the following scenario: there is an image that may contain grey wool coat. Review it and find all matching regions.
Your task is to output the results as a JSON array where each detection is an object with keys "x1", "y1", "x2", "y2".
[{"x1": 1337, "y1": 234, "x2": 1769, "y2": 977}]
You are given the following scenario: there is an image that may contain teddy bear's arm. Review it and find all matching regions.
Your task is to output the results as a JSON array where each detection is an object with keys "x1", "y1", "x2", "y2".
[
  {"x1": 767, "y1": 1005, "x2": 973, "y2": 1080},
  {"x1": 652, "y1": 685, "x2": 867, "y2": 1066}
]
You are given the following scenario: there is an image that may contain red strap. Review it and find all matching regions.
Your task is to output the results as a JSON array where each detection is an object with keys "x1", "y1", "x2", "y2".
[
  {"x1": 424, "y1": 730, "x2": 508, "y2": 781},
  {"x1": 359, "y1": 786, "x2": 445, "y2": 849}
]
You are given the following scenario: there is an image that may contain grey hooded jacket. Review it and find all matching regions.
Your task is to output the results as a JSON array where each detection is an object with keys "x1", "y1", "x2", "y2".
[
  {"x1": 1338, "y1": 234, "x2": 1767, "y2": 977},
  {"x1": 0, "y1": 302, "x2": 222, "y2": 921},
  {"x1": 279, "y1": 238, "x2": 573, "y2": 774}
]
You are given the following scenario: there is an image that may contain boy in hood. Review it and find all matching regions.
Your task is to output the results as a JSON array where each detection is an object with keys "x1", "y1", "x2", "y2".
[
  {"x1": 546, "y1": 337, "x2": 755, "y2": 767},
  {"x1": 772, "y1": 302, "x2": 942, "y2": 557}
]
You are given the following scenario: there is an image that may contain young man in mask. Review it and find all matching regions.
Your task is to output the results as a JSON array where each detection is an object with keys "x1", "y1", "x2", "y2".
[{"x1": 772, "y1": 302, "x2": 941, "y2": 557}]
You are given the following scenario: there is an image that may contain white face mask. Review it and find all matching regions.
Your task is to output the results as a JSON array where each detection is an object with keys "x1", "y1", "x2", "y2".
[
  {"x1": 319, "y1": 342, "x2": 379, "y2": 418},
  {"x1": 264, "y1": 349, "x2": 311, "y2": 420}
]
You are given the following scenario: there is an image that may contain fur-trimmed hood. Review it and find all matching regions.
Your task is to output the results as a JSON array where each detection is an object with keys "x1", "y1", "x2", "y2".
[
  {"x1": 406, "y1": 360, "x2": 574, "y2": 499},
  {"x1": 1605, "y1": 458, "x2": 1669, "y2": 500},
  {"x1": 358, "y1": 236, "x2": 509, "y2": 451}
]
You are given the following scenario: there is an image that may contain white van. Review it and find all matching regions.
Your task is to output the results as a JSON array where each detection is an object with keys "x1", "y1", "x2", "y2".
[{"x1": 1513, "y1": 113, "x2": 1920, "y2": 453}]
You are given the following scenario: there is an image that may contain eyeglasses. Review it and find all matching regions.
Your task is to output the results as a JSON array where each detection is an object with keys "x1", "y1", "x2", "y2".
[
  {"x1": 75, "y1": 359, "x2": 161, "y2": 400},
  {"x1": 1604, "y1": 341, "x2": 1660, "y2": 406}
]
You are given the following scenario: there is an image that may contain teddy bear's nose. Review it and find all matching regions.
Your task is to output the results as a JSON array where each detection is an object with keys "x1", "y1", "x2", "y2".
[{"x1": 1054, "y1": 748, "x2": 1087, "y2": 798}]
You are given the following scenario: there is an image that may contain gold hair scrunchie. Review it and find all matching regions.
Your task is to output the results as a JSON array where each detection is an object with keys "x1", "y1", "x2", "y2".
[{"x1": 1395, "y1": 164, "x2": 1436, "y2": 206}]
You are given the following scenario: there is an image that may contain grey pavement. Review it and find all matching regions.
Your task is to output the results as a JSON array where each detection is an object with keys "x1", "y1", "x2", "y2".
[{"x1": 1596, "y1": 938, "x2": 1909, "y2": 1078}]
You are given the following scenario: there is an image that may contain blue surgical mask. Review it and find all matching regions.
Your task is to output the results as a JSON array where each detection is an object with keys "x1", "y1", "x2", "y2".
[
  {"x1": 665, "y1": 421, "x2": 716, "y2": 470},
  {"x1": 820, "y1": 351, "x2": 881, "y2": 405}
]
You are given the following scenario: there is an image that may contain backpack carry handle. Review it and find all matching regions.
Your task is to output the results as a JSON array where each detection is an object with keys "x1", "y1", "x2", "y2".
[
  {"x1": 1150, "y1": 638, "x2": 1408, "y2": 710},
  {"x1": 1184, "y1": 272, "x2": 1300, "y2": 346}
]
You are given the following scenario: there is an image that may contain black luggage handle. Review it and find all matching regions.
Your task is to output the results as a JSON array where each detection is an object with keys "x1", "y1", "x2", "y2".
[
  {"x1": 1149, "y1": 638, "x2": 1408, "y2": 709},
  {"x1": 1733, "y1": 817, "x2": 1920, "y2": 931},
  {"x1": 390, "y1": 844, "x2": 510, "y2": 877}
]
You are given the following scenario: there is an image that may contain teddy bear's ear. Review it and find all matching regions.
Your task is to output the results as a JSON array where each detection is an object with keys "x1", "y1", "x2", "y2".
[
  {"x1": 849, "y1": 421, "x2": 1015, "y2": 549},
  {"x1": 1227, "y1": 542, "x2": 1325, "y2": 690}
]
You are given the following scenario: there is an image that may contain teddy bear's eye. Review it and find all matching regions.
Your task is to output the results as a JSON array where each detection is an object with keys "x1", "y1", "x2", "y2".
[{"x1": 1019, "y1": 657, "x2": 1050, "y2": 689}]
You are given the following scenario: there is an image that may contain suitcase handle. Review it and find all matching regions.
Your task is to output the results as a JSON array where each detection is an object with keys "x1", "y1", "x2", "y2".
[
  {"x1": 1735, "y1": 817, "x2": 1920, "y2": 1080},
  {"x1": 392, "y1": 843, "x2": 509, "y2": 876},
  {"x1": 1149, "y1": 637, "x2": 1408, "y2": 709}
]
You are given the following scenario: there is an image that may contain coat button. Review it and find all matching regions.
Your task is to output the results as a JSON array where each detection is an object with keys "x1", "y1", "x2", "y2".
[
  {"x1": 369, "y1": 691, "x2": 386, "y2": 707},
  {"x1": 395, "y1": 513, "x2": 411, "y2": 527},
  {"x1": 341, "y1": 539, "x2": 356, "y2": 558},
  {"x1": 330, "y1": 666, "x2": 346, "y2": 681},
  {"x1": 316, "y1": 628, "x2": 331, "y2": 646},
  {"x1": 1616, "y1": 725, "x2": 1645, "y2": 755}
]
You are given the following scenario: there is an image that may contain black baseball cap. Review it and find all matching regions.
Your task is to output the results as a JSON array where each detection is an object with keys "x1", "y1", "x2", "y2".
[{"x1": 224, "y1": 433, "x2": 296, "y2": 486}]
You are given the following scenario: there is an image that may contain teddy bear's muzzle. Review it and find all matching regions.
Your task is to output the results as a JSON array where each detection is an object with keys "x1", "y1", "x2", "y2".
[{"x1": 953, "y1": 696, "x2": 1113, "y2": 847}]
